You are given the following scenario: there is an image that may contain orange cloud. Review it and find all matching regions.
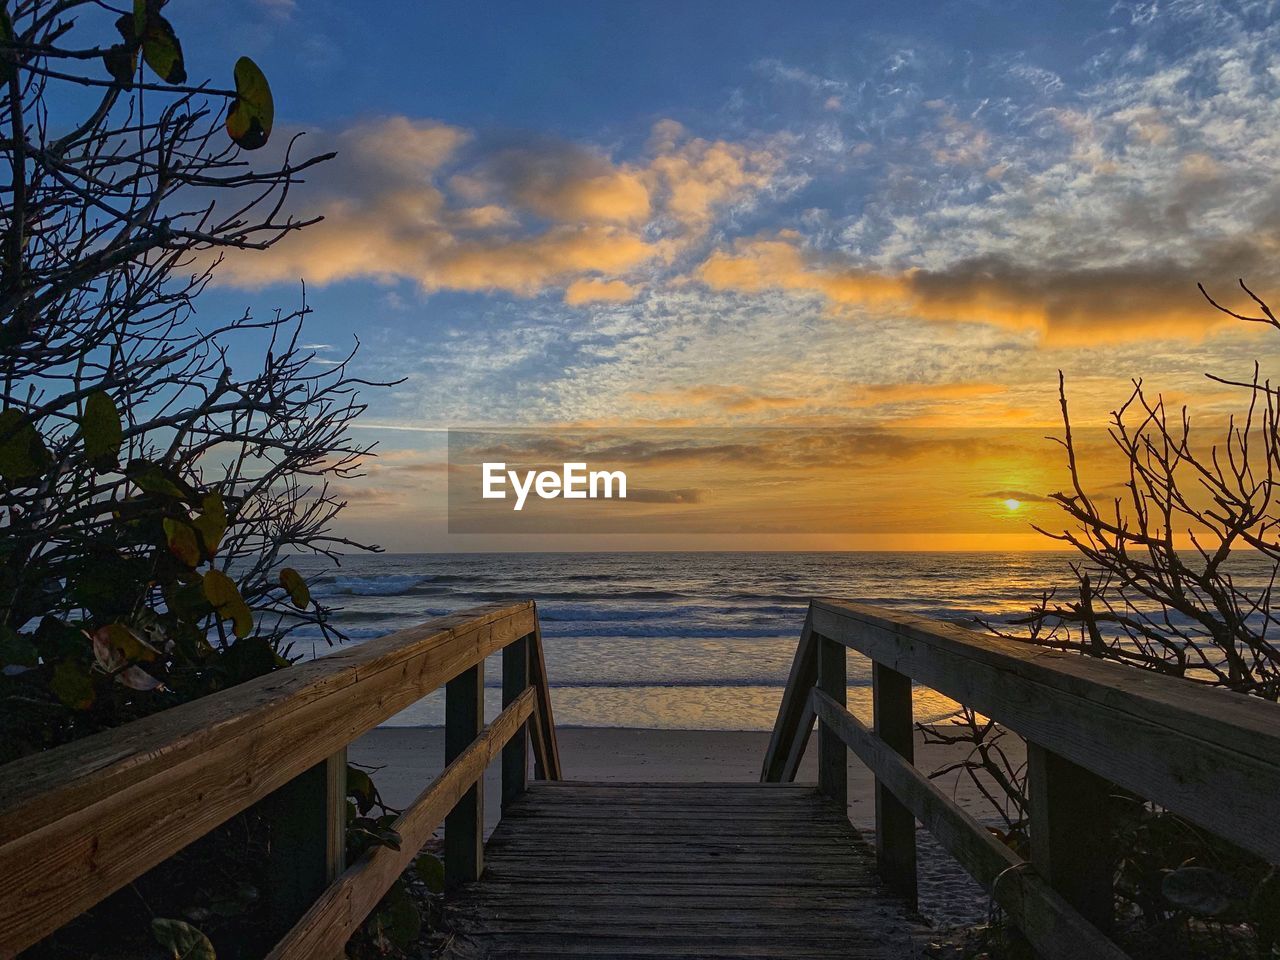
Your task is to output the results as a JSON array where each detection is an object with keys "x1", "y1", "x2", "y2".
[
  {"x1": 631, "y1": 384, "x2": 809, "y2": 413},
  {"x1": 216, "y1": 118, "x2": 785, "y2": 301},
  {"x1": 645, "y1": 120, "x2": 783, "y2": 230},
  {"x1": 696, "y1": 235, "x2": 1274, "y2": 343},
  {"x1": 844, "y1": 382, "x2": 1008, "y2": 405},
  {"x1": 564, "y1": 278, "x2": 638, "y2": 306}
]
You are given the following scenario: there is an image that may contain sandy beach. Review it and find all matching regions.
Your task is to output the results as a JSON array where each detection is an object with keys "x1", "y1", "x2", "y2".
[{"x1": 351, "y1": 725, "x2": 1015, "y2": 929}]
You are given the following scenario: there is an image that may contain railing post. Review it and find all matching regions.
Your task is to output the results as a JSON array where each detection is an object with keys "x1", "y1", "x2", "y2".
[
  {"x1": 873, "y1": 662, "x2": 917, "y2": 906},
  {"x1": 445, "y1": 662, "x2": 484, "y2": 891},
  {"x1": 1027, "y1": 742, "x2": 1114, "y2": 934},
  {"x1": 816, "y1": 633, "x2": 847, "y2": 809},
  {"x1": 502, "y1": 635, "x2": 530, "y2": 810},
  {"x1": 260, "y1": 748, "x2": 347, "y2": 945}
]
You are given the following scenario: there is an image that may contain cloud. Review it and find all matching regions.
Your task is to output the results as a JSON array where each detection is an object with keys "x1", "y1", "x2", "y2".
[
  {"x1": 215, "y1": 118, "x2": 787, "y2": 300},
  {"x1": 453, "y1": 143, "x2": 652, "y2": 224},
  {"x1": 255, "y1": 0, "x2": 295, "y2": 19},
  {"x1": 623, "y1": 487, "x2": 703, "y2": 504},
  {"x1": 982, "y1": 489, "x2": 1052, "y2": 503},
  {"x1": 564, "y1": 278, "x2": 637, "y2": 306},
  {"x1": 629, "y1": 384, "x2": 808, "y2": 414},
  {"x1": 695, "y1": 234, "x2": 1274, "y2": 343}
]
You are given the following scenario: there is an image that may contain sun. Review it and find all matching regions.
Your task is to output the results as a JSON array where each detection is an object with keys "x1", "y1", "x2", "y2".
[{"x1": 1003, "y1": 498, "x2": 1022, "y2": 512}]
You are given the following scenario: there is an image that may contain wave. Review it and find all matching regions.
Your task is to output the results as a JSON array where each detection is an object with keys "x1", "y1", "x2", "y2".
[
  {"x1": 537, "y1": 602, "x2": 747, "y2": 622},
  {"x1": 313, "y1": 574, "x2": 430, "y2": 597},
  {"x1": 479, "y1": 678, "x2": 799, "y2": 689},
  {"x1": 545, "y1": 623, "x2": 796, "y2": 639}
]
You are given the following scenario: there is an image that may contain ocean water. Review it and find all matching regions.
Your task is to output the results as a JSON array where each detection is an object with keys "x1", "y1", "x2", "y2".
[{"x1": 279, "y1": 551, "x2": 1269, "y2": 730}]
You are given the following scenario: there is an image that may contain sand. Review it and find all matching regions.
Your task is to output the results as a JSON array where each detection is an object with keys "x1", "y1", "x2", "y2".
[{"x1": 350, "y1": 725, "x2": 1018, "y2": 930}]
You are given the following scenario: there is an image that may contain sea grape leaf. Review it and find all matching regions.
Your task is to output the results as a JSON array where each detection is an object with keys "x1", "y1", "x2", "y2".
[
  {"x1": 223, "y1": 634, "x2": 275, "y2": 680},
  {"x1": 0, "y1": 409, "x2": 51, "y2": 483},
  {"x1": 117, "y1": 664, "x2": 165, "y2": 691},
  {"x1": 374, "y1": 882, "x2": 421, "y2": 950},
  {"x1": 416, "y1": 853, "x2": 446, "y2": 894},
  {"x1": 0, "y1": 626, "x2": 37, "y2": 668},
  {"x1": 164, "y1": 517, "x2": 201, "y2": 568},
  {"x1": 347, "y1": 765, "x2": 376, "y2": 814},
  {"x1": 82, "y1": 391, "x2": 123, "y2": 468},
  {"x1": 151, "y1": 918, "x2": 216, "y2": 960},
  {"x1": 192, "y1": 493, "x2": 227, "y2": 555},
  {"x1": 131, "y1": 0, "x2": 185, "y2": 84},
  {"x1": 90, "y1": 623, "x2": 161, "y2": 669},
  {"x1": 127, "y1": 459, "x2": 191, "y2": 500},
  {"x1": 279, "y1": 567, "x2": 310, "y2": 609},
  {"x1": 226, "y1": 56, "x2": 273, "y2": 150},
  {"x1": 202, "y1": 569, "x2": 253, "y2": 639},
  {"x1": 165, "y1": 579, "x2": 212, "y2": 622},
  {"x1": 51, "y1": 660, "x2": 95, "y2": 710},
  {"x1": 71, "y1": 552, "x2": 145, "y2": 620}
]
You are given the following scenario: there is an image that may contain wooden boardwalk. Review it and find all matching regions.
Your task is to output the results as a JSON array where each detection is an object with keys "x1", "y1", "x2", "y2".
[
  {"x1": 6, "y1": 600, "x2": 1278, "y2": 960},
  {"x1": 441, "y1": 781, "x2": 918, "y2": 959}
]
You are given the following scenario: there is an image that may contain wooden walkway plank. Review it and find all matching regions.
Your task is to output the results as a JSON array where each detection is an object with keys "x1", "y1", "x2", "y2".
[{"x1": 442, "y1": 781, "x2": 919, "y2": 960}]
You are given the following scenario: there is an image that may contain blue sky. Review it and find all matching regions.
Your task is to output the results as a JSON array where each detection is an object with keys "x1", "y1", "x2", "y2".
[{"x1": 161, "y1": 0, "x2": 1280, "y2": 547}]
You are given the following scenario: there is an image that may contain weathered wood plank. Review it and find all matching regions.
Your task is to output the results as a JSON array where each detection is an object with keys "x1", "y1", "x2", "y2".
[
  {"x1": 443, "y1": 781, "x2": 917, "y2": 960},
  {"x1": 266, "y1": 689, "x2": 535, "y2": 960},
  {"x1": 810, "y1": 598, "x2": 1280, "y2": 864},
  {"x1": 259, "y1": 749, "x2": 347, "y2": 946},
  {"x1": 445, "y1": 662, "x2": 485, "y2": 891},
  {"x1": 501, "y1": 635, "x2": 530, "y2": 810},
  {"x1": 816, "y1": 633, "x2": 848, "y2": 808},
  {"x1": 1027, "y1": 742, "x2": 1115, "y2": 934},
  {"x1": 811, "y1": 688, "x2": 1127, "y2": 960},
  {"x1": 872, "y1": 661, "x2": 917, "y2": 906},
  {"x1": 761, "y1": 610, "x2": 818, "y2": 782},
  {"x1": 0, "y1": 602, "x2": 538, "y2": 957},
  {"x1": 528, "y1": 615, "x2": 563, "y2": 780}
]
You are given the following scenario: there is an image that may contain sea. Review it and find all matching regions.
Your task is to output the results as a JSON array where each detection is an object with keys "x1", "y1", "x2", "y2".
[{"x1": 280, "y1": 551, "x2": 1270, "y2": 731}]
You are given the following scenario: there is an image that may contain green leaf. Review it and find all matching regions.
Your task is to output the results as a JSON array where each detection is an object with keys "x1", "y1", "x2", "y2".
[
  {"x1": 164, "y1": 518, "x2": 201, "y2": 568},
  {"x1": 192, "y1": 493, "x2": 227, "y2": 556},
  {"x1": 51, "y1": 660, "x2": 95, "y2": 710},
  {"x1": 136, "y1": 1, "x2": 185, "y2": 84},
  {"x1": 165, "y1": 579, "x2": 212, "y2": 622},
  {"x1": 416, "y1": 853, "x2": 445, "y2": 895},
  {"x1": 127, "y1": 459, "x2": 190, "y2": 499},
  {"x1": 100, "y1": 44, "x2": 137, "y2": 85},
  {"x1": 82, "y1": 391, "x2": 123, "y2": 468},
  {"x1": 151, "y1": 918, "x2": 216, "y2": 960},
  {"x1": 374, "y1": 882, "x2": 421, "y2": 950},
  {"x1": 0, "y1": 626, "x2": 38, "y2": 668},
  {"x1": 226, "y1": 56, "x2": 273, "y2": 150},
  {"x1": 92, "y1": 622, "x2": 160, "y2": 665},
  {"x1": 347, "y1": 765, "x2": 376, "y2": 814},
  {"x1": 0, "y1": 409, "x2": 51, "y2": 483},
  {"x1": 202, "y1": 569, "x2": 252, "y2": 638},
  {"x1": 279, "y1": 567, "x2": 310, "y2": 609},
  {"x1": 223, "y1": 634, "x2": 276, "y2": 681}
]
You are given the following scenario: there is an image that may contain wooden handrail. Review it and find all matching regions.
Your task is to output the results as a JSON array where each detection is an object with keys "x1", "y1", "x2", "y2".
[
  {"x1": 765, "y1": 598, "x2": 1280, "y2": 960},
  {"x1": 811, "y1": 689, "x2": 1128, "y2": 960},
  {"x1": 0, "y1": 601, "x2": 561, "y2": 957},
  {"x1": 267, "y1": 687, "x2": 538, "y2": 960}
]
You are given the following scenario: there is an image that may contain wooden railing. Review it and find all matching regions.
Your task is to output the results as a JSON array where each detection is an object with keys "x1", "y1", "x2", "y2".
[
  {"x1": 0, "y1": 601, "x2": 560, "y2": 959},
  {"x1": 764, "y1": 598, "x2": 1280, "y2": 960}
]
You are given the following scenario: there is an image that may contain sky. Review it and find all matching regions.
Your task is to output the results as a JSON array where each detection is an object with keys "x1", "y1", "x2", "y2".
[{"x1": 176, "y1": 0, "x2": 1280, "y2": 550}]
